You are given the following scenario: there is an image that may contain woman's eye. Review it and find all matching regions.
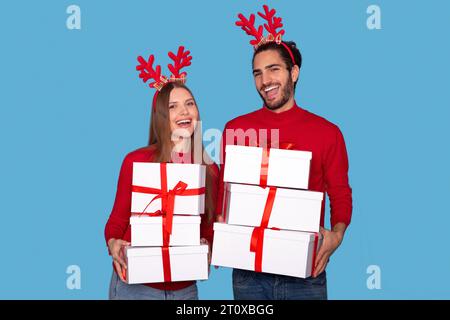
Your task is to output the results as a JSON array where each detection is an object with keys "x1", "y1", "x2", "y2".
[
  {"x1": 169, "y1": 104, "x2": 175, "y2": 109},
  {"x1": 187, "y1": 101, "x2": 195, "y2": 106}
]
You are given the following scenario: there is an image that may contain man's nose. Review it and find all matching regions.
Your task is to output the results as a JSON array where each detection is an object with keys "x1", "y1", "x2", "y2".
[{"x1": 261, "y1": 71, "x2": 271, "y2": 86}]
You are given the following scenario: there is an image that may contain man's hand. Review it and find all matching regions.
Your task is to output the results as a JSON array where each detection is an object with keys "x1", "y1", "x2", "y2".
[{"x1": 313, "y1": 223, "x2": 347, "y2": 278}]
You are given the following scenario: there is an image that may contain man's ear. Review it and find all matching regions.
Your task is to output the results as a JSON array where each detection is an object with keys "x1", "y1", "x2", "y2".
[{"x1": 291, "y1": 64, "x2": 300, "y2": 83}]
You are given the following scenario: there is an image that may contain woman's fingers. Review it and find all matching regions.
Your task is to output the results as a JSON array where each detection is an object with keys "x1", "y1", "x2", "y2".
[
  {"x1": 113, "y1": 260, "x2": 125, "y2": 282},
  {"x1": 117, "y1": 240, "x2": 131, "y2": 247},
  {"x1": 200, "y1": 238, "x2": 212, "y2": 265},
  {"x1": 111, "y1": 248, "x2": 127, "y2": 271}
]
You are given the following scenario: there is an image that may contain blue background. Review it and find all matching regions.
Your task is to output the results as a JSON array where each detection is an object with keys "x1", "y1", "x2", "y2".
[{"x1": 1, "y1": 0, "x2": 449, "y2": 299}]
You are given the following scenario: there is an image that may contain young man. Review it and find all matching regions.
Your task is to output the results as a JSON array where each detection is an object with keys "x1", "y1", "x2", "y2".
[{"x1": 217, "y1": 40, "x2": 353, "y2": 300}]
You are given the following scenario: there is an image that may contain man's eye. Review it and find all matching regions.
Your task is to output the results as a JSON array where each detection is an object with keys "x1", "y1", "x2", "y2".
[
  {"x1": 169, "y1": 104, "x2": 175, "y2": 109},
  {"x1": 187, "y1": 101, "x2": 195, "y2": 106},
  {"x1": 253, "y1": 73, "x2": 261, "y2": 78},
  {"x1": 270, "y1": 68, "x2": 280, "y2": 72}
]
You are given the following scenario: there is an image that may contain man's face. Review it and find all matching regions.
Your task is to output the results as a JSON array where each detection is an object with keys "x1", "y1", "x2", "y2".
[{"x1": 253, "y1": 49, "x2": 295, "y2": 110}]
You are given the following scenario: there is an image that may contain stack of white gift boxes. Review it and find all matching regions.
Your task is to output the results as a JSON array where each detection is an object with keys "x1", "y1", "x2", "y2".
[
  {"x1": 211, "y1": 145, "x2": 324, "y2": 278},
  {"x1": 123, "y1": 162, "x2": 209, "y2": 284}
]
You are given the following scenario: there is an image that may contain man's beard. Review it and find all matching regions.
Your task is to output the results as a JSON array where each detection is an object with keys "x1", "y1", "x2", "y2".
[{"x1": 258, "y1": 76, "x2": 294, "y2": 111}]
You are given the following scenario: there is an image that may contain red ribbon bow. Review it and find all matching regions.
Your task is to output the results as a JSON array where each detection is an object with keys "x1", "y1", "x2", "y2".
[
  {"x1": 131, "y1": 163, "x2": 205, "y2": 282},
  {"x1": 259, "y1": 142, "x2": 295, "y2": 187}
]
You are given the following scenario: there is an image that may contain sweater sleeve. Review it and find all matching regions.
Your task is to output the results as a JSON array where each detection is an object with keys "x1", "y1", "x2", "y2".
[
  {"x1": 104, "y1": 153, "x2": 133, "y2": 248},
  {"x1": 324, "y1": 126, "x2": 353, "y2": 228},
  {"x1": 200, "y1": 163, "x2": 220, "y2": 244},
  {"x1": 215, "y1": 124, "x2": 228, "y2": 217}
]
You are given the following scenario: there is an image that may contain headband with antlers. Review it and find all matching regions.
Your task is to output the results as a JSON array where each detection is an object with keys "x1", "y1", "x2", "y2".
[
  {"x1": 136, "y1": 46, "x2": 192, "y2": 110},
  {"x1": 235, "y1": 5, "x2": 295, "y2": 64}
]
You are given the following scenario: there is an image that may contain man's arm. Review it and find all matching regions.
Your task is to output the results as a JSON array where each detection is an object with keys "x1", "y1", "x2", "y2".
[{"x1": 313, "y1": 126, "x2": 352, "y2": 277}]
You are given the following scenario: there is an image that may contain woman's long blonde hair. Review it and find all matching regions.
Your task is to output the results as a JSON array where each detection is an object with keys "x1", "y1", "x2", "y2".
[{"x1": 148, "y1": 82, "x2": 217, "y2": 222}]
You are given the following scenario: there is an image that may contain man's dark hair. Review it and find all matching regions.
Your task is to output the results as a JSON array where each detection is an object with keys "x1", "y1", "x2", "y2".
[{"x1": 252, "y1": 40, "x2": 302, "y2": 89}]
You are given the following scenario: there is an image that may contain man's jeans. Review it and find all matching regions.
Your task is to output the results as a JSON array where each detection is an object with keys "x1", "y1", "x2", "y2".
[
  {"x1": 108, "y1": 271, "x2": 199, "y2": 300},
  {"x1": 233, "y1": 269, "x2": 327, "y2": 300}
]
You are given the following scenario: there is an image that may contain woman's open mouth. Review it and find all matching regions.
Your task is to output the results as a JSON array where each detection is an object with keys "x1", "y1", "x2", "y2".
[{"x1": 175, "y1": 118, "x2": 192, "y2": 128}]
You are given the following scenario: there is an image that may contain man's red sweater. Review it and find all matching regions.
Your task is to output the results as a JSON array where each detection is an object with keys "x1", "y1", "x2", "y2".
[
  {"x1": 104, "y1": 146, "x2": 218, "y2": 291},
  {"x1": 217, "y1": 103, "x2": 352, "y2": 228}
]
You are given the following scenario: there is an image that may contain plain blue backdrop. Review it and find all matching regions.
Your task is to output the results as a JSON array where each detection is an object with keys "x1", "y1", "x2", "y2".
[{"x1": 0, "y1": 0, "x2": 449, "y2": 299}]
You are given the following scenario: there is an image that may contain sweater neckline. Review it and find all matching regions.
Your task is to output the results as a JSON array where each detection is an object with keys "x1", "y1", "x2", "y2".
[
  {"x1": 260, "y1": 101, "x2": 303, "y2": 122},
  {"x1": 170, "y1": 149, "x2": 192, "y2": 164}
]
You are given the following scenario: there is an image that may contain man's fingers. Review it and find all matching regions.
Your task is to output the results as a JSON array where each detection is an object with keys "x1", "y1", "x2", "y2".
[
  {"x1": 315, "y1": 248, "x2": 327, "y2": 267},
  {"x1": 314, "y1": 259, "x2": 328, "y2": 278},
  {"x1": 319, "y1": 227, "x2": 329, "y2": 237},
  {"x1": 314, "y1": 254, "x2": 329, "y2": 277},
  {"x1": 313, "y1": 260, "x2": 326, "y2": 278},
  {"x1": 216, "y1": 215, "x2": 224, "y2": 223}
]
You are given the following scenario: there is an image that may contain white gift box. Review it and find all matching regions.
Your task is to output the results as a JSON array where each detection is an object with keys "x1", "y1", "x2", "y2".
[
  {"x1": 223, "y1": 145, "x2": 312, "y2": 189},
  {"x1": 211, "y1": 223, "x2": 322, "y2": 279},
  {"x1": 125, "y1": 245, "x2": 209, "y2": 284},
  {"x1": 223, "y1": 183, "x2": 323, "y2": 233},
  {"x1": 130, "y1": 215, "x2": 201, "y2": 247},
  {"x1": 131, "y1": 162, "x2": 205, "y2": 215}
]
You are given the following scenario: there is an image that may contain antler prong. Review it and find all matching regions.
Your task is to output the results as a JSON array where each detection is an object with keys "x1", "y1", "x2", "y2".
[{"x1": 167, "y1": 46, "x2": 192, "y2": 80}]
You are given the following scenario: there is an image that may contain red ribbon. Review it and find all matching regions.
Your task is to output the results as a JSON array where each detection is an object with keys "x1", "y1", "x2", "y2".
[
  {"x1": 259, "y1": 142, "x2": 295, "y2": 187},
  {"x1": 132, "y1": 163, "x2": 205, "y2": 245},
  {"x1": 161, "y1": 246, "x2": 172, "y2": 282},
  {"x1": 248, "y1": 185, "x2": 318, "y2": 277},
  {"x1": 311, "y1": 232, "x2": 319, "y2": 277},
  {"x1": 131, "y1": 163, "x2": 205, "y2": 282},
  {"x1": 249, "y1": 187, "x2": 277, "y2": 272}
]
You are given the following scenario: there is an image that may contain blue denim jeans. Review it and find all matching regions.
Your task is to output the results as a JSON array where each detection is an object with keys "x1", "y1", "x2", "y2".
[
  {"x1": 108, "y1": 271, "x2": 199, "y2": 300},
  {"x1": 233, "y1": 269, "x2": 327, "y2": 300}
]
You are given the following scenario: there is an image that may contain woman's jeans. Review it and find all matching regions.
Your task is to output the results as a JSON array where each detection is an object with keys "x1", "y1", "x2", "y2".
[{"x1": 108, "y1": 271, "x2": 199, "y2": 300}]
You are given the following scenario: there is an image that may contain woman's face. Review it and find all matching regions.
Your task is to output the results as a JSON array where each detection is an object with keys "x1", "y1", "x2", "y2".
[{"x1": 168, "y1": 87, "x2": 199, "y2": 138}]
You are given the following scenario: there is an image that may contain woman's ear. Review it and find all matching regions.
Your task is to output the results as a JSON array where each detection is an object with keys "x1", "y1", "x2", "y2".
[{"x1": 291, "y1": 64, "x2": 300, "y2": 83}]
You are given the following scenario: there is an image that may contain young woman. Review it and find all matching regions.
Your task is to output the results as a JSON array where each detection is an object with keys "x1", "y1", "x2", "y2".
[{"x1": 104, "y1": 80, "x2": 219, "y2": 300}]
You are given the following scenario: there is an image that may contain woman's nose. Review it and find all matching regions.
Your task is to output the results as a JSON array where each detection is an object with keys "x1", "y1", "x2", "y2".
[{"x1": 179, "y1": 103, "x2": 189, "y2": 115}]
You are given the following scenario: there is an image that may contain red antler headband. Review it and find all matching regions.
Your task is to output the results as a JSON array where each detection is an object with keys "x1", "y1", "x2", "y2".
[
  {"x1": 136, "y1": 46, "x2": 192, "y2": 111},
  {"x1": 235, "y1": 5, "x2": 295, "y2": 64}
]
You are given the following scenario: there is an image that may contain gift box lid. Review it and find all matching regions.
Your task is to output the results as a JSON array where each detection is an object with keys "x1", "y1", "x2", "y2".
[
  {"x1": 130, "y1": 215, "x2": 201, "y2": 225},
  {"x1": 125, "y1": 244, "x2": 208, "y2": 257},
  {"x1": 132, "y1": 162, "x2": 206, "y2": 188},
  {"x1": 225, "y1": 144, "x2": 312, "y2": 160},
  {"x1": 213, "y1": 223, "x2": 321, "y2": 242},
  {"x1": 226, "y1": 183, "x2": 323, "y2": 201}
]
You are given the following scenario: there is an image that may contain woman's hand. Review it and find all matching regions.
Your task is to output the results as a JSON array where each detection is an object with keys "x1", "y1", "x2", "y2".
[
  {"x1": 213, "y1": 215, "x2": 225, "y2": 269},
  {"x1": 108, "y1": 238, "x2": 130, "y2": 282},
  {"x1": 200, "y1": 237, "x2": 212, "y2": 276}
]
